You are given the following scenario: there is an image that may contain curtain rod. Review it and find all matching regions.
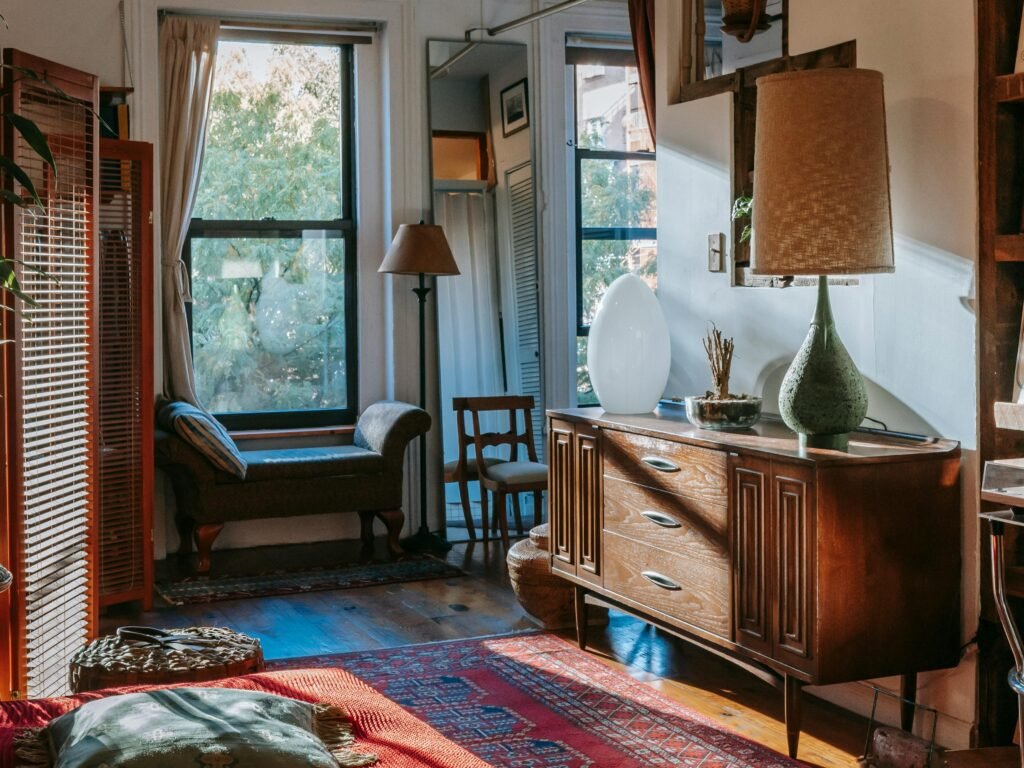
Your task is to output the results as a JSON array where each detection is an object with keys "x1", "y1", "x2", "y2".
[
  {"x1": 158, "y1": 10, "x2": 380, "y2": 35},
  {"x1": 464, "y1": 0, "x2": 594, "y2": 41}
]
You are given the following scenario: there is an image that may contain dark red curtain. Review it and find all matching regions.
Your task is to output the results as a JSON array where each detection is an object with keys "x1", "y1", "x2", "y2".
[{"x1": 628, "y1": 0, "x2": 656, "y2": 143}]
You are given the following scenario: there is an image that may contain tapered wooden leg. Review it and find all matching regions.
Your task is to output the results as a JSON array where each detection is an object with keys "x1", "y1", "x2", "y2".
[
  {"x1": 495, "y1": 493, "x2": 509, "y2": 547},
  {"x1": 784, "y1": 674, "x2": 803, "y2": 759},
  {"x1": 479, "y1": 485, "x2": 490, "y2": 541},
  {"x1": 574, "y1": 586, "x2": 589, "y2": 651},
  {"x1": 900, "y1": 672, "x2": 917, "y2": 733},
  {"x1": 458, "y1": 479, "x2": 476, "y2": 540},
  {"x1": 376, "y1": 509, "x2": 405, "y2": 558},
  {"x1": 193, "y1": 523, "x2": 223, "y2": 575},
  {"x1": 492, "y1": 493, "x2": 502, "y2": 534},
  {"x1": 512, "y1": 493, "x2": 524, "y2": 535},
  {"x1": 533, "y1": 491, "x2": 543, "y2": 527}
]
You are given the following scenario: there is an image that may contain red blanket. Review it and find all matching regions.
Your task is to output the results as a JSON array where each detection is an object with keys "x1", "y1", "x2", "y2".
[{"x1": 0, "y1": 667, "x2": 492, "y2": 768}]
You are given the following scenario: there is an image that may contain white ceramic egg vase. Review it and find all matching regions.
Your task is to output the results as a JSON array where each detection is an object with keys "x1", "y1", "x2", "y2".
[{"x1": 586, "y1": 273, "x2": 670, "y2": 414}]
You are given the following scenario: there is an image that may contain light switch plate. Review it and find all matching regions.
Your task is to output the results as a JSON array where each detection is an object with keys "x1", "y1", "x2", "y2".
[{"x1": 707, "y1": 233, "x2": 725, "y2": 272}]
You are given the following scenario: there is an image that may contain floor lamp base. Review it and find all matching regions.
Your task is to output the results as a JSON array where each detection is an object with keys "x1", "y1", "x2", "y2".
[{"x1": 401, "y1": 525, "x2": 453, "y2": 555}]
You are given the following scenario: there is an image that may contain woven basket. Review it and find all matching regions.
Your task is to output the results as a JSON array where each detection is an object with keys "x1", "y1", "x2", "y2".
[{"x1": 69, "y1": 627, "x2": 265, "y2": 693}]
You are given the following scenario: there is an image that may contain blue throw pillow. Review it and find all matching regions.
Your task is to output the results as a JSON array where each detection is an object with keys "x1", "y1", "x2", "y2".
[{"x1": 158, "y1": 401, "x2": 248, "y2": 479}]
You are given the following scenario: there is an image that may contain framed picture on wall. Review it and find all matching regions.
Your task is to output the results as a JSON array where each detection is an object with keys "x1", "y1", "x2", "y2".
[{"x1": 500, "y1": 79, "x2": 529, "y2": 137}]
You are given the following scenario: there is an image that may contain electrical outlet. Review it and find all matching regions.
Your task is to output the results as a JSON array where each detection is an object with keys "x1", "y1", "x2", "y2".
[{"x1": 707, "y1": 233, "x2": 725, "y2": 272}]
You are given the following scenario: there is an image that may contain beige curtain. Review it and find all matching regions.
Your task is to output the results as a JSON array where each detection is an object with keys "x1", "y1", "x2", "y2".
[{"x1": 159, "y1": 16, "x2": 218, "y2": 406}]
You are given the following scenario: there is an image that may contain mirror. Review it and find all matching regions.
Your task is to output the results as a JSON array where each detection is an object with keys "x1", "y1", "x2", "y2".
[
  {"x1": 682, "y1": 0, "x2": 786, "y2": 98},
  {"x1": 426, "y1": 39, "x2": 542, "y2": 543}
]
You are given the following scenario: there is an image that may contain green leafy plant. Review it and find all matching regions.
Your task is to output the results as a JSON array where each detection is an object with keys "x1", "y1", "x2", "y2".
[
  {"x1": 0, "y1": 62, "x2": 64, "y2": 310},
  {"x1": 731, "y1": 194, "x2": 753, "y2": 244}
]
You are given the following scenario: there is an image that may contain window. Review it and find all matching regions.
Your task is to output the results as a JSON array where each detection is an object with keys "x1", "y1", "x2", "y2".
[
  {"x1": 571, "y1": 50, "x2": 656, "y2": 405},
  {"x1": 186, "y1": 36, "x2": 356, "y2": 428}
]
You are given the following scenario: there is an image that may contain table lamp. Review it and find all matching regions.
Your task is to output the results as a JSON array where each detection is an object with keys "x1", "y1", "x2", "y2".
[
  {"x1": 379, "y1": 223, "x2": 460, "y2": 552},
  {"x1": 751, "y1": 68, "x2": 894, "y2": 450}
]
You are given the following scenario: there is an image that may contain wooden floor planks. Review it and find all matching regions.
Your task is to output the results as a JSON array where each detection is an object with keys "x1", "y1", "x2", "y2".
[{"x1": 102, "y1": 537, "x2": 865, "y2": 766}]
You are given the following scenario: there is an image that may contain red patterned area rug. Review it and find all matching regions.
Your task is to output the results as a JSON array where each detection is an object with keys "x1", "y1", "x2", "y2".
[{"x1": 270, "y1": 632, "x2": 801, "y2": 768}]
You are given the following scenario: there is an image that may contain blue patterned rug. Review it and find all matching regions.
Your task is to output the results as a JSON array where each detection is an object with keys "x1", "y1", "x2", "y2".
[{"x1": 156, "y1": 556, "x2": 464, "y2": 606}]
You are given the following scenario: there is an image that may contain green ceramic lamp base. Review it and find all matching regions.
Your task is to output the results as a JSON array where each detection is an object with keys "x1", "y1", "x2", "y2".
[{"x1": 780, "y1": 277, "x2": 868, "y2": 452}]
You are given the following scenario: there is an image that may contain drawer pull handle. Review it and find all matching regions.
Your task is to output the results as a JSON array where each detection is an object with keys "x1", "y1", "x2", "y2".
[
  {"x1": 641, "y1": 456, "x2": 680, "y2": 473},
  {"x1": 641, "y1": 510, "x2": 681, "y2": 528},
  {"x1": 641, "y1": 571, "x2": 682, "y2": 591}
]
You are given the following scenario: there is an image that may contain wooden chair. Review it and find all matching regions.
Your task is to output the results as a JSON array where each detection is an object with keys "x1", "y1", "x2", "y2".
[
  {"x1": 443, "y1": 400, "x2": 507, "y2": 540},
  {"x1": 456, "y1": 395, "x2": 546, "y2": 546}
]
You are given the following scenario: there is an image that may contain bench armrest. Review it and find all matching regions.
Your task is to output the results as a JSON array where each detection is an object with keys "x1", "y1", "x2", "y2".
[{"x1": 354, "y1": 401, "x2": 431, "y2": 472}]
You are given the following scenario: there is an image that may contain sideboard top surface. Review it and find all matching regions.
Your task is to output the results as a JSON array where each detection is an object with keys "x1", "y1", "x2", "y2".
[{"x1": 547, "y1": 407, "x2": 960, "y2": 465}]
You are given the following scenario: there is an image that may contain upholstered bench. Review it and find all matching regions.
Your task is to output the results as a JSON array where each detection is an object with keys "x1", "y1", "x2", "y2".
[{"x1": 155, "y1": 400, "x2": 430, "y2": 573}]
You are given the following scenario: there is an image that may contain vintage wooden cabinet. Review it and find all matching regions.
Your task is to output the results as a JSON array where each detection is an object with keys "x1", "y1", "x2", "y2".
[{"x1": 547, "y1": 407, "x2": 962, "y2": 758}]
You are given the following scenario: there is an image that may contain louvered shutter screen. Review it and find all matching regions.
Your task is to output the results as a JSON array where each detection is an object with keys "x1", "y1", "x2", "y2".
[
  {"x1": 505, "y1": 163, "x2": 543, "y2": 458},
  {"x1": 1, "y1": 50, "x2": 99, "y2": 699},
  {"x1": 97, "y1": 139, "x2": 153, "y2": 609}
]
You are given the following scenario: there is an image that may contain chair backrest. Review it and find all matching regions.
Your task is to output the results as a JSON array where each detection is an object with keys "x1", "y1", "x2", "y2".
[{"x1": 452, "y1": 396, "x2": 539, "y2": 470}]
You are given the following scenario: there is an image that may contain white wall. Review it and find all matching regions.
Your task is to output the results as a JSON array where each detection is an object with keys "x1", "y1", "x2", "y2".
[{"x1": 656, "y1": 0, "x2": 978, "y2": 748}]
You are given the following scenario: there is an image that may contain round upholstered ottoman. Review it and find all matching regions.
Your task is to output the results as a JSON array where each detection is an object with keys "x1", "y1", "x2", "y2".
[
  {"x1": 508, "y1": 524, "x2": 582, "y2": 629},
  {"x1": 69, "y1": 626, "x2": 265, "y2": 693}
]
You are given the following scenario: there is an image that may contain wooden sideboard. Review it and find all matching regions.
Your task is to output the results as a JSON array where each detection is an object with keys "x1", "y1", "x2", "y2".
[{"x1": 547, "y1": 407, "x2": 962, "y2": 758}]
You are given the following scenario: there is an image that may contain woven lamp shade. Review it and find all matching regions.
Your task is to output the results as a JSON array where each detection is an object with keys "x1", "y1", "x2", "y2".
[
  {"x1": 751, "y1": 68, "x2": 894, "y2": 275},
  {"x1": 379, "y1": 223, "x2": 460, "y2": 276}
]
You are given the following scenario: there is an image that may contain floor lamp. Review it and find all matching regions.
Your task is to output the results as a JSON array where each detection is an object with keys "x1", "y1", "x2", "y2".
[{"x1": 379, "y1": 223, "x2": 460, "y2": 553}]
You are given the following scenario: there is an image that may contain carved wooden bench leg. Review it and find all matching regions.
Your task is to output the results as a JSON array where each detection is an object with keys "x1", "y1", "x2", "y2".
[
  {"x1": 376, "y1": 509, "x2": 405, "y2": 558},
  {"x1": 175, "y1": 515, "x2": 194, "y2": 558},
  {"x1": 785, "y1": 674, "x2": 803, "y2": 759},
  {"x1": 358, "y1": 510, "x2": 376, "y2": 557},
  {"x1": 194, "y1": 523, "x2": 224, "y2": 575}
]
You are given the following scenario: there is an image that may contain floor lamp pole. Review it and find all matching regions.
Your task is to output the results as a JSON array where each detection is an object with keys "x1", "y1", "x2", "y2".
[{"x1": 402, "y1": 272, "x2": 452, "y2": 554}]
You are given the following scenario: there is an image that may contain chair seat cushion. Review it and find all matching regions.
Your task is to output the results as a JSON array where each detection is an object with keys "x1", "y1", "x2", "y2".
[
  {"x1": 486, "y1": 461, "x2": 548, "y2": 486},
  {"x1": 231, "y1": 445, "x2": 386, "y2": 482},
  {"x1": 444, "y1": 456, "x2": 506, "y2": 477}
]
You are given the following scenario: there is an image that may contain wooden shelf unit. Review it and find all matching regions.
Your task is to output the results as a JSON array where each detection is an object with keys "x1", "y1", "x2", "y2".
[{"x1": 977, "y1": 0, "x2": 1024, "y2": 746}]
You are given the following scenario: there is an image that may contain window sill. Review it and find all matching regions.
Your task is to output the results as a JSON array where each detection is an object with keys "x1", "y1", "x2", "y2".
[{"x1": 229, "y1": 425, "x2": 356, "y2": 442}]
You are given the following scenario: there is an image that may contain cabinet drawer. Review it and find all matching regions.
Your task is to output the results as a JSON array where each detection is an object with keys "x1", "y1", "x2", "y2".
[
  {"x1": 603, "y1": 429, "x2": 727, "y2": 506},
  {"x1": 604, "y1": 476, "x2": 728, "y2": 554},
  {"x1": 603, "y1": 530, "x2": 730, "y2": 639}
]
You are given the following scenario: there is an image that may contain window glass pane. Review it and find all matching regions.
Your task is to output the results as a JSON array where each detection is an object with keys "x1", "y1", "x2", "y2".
[
  {"x1": 193, "y1": 41, "x2": 343, "y2": 221},
  {"x1": 580, "y1": 157, "x2": 656, "y2": 228},
  {"x1": 580, "y1": 239, "x2": 657, "y2": 327},
  {"x1": 190, "y1": 234, "x2": 348, "y2": 413},
  {"x1": 575, "y1": 64, "x2": 653, "y2": 152}
]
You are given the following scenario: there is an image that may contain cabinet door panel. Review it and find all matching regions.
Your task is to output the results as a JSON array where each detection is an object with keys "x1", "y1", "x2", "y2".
[
  {"x1": 731, "y1": 456, "x2": 772, "y2": 657},
  {"x1": 576, "y1": 424, "x2": 602, "y2": 585},
  {"x1": 548, "y1": 420, "x2": 575, "y2": 575},
  {"x1": 774, "y1": 467, "x2": 815, "y2": 671}
]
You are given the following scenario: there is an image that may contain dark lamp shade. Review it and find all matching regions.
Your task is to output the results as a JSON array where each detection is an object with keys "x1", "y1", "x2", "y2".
[
  {"x1": 379, "y1": 223, "x2": 460, "y2": 276},
  {"x1": 751, "y1": 68, "x2": 894, "y2": 276}
]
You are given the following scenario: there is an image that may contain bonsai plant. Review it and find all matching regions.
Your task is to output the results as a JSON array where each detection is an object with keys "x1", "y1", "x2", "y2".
[{"x1": 684, "y1": 326, "x2": 762, "y2": 430}]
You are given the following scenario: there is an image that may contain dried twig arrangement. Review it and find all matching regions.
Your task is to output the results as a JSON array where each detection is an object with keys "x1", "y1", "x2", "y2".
[{"x1": 703, "y1": 326, "x2": 735, "y2": 400}]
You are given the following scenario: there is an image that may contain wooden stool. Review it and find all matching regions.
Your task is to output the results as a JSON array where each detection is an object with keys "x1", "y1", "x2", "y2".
[{"x1": 69, "y1": 626, "x2": 265, "y2": 693}]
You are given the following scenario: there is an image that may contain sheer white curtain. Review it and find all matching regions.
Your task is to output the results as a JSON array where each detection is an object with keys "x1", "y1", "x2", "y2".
[
  {"x1": 159, "y1": 16, "x2": 219, "y2": 405},
  {"x1": 434, "y1": 187, "x2": 504, "y2": 472}
]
